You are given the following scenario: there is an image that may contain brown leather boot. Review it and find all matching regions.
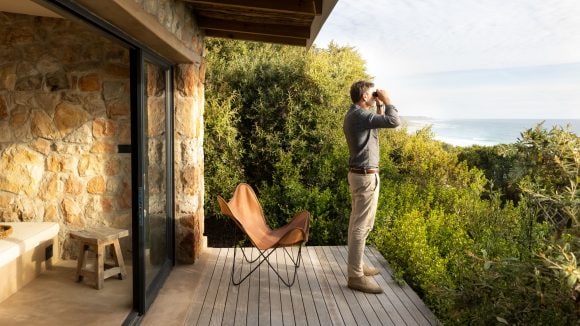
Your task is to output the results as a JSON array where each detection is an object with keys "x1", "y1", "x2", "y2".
[
  {"x1": 363, "y1": 264, "x2": 379, "y2": 276},
  {"x1": 347, "y1": 276, "x2": 383, "y2": 294}
]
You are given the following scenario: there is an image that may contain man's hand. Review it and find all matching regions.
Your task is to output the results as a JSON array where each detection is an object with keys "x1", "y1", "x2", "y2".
[{"x1": 375, "y1": 89, "x2": 392, "y2": 106}]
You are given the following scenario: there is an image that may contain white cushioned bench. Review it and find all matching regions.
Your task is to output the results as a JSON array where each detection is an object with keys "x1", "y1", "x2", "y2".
[{"x1": 0, "y1": 222, "x2": 59, "y2": 302}]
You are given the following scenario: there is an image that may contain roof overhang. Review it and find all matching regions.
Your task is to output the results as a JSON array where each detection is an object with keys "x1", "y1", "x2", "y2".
[
  {"x1": 183, "y1": 0, "x2": 338, "y2": 48},
  {"x1": 11, "y1": 0, "x2": 338, "y2": 64}
]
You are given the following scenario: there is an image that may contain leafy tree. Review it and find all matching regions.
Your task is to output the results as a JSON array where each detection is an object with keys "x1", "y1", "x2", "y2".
[{"x1": 203, "y1": 39, "x2": 580, "y2": 324}]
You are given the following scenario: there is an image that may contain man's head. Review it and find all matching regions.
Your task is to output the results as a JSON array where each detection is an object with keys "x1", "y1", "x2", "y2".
[{"x1": 350, "y1": 80, "x2": 376, "y2": 107}]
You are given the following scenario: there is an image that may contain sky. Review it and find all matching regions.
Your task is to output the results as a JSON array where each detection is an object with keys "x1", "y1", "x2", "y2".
[{"x1": 314, "y1": 0, "x2": 580, "y2": 119}]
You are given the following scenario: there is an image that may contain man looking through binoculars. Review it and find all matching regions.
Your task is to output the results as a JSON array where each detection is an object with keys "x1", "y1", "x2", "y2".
[{"x1": 342, "y1": 80, "x2": 400, "y2": 294}]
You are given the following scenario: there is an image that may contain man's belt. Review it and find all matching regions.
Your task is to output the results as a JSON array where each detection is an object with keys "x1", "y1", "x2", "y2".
[{"x1": 349, "y1": 168, "x2": 379, "y2": 174}]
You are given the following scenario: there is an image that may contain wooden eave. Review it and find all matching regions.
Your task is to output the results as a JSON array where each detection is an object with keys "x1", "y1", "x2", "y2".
[{"x1": 184, "y1": 0, "x2": 337, "y2": 47}]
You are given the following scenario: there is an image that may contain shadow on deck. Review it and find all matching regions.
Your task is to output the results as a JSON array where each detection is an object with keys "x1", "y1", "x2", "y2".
[{"x1": 143, "y1": 246, "x2": 438, "y2": 325}]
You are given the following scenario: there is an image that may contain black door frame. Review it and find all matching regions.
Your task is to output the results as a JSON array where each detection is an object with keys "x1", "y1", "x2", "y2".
[
  {"x1": 39, "y1": 0, "x2": 177, "y2": 323},
  {"x1": 131, "y1": 50, "x2": 176, "y2": 315}
]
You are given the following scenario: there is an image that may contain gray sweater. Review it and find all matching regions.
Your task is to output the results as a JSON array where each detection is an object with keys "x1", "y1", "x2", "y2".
[{"x1": 343, "y1": 104, "x2": 400, "y2": 169}]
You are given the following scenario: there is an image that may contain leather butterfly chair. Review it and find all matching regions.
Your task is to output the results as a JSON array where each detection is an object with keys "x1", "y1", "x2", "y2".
[{"x1": 217, "y1": 183, "x2": 310, "y2": 287}]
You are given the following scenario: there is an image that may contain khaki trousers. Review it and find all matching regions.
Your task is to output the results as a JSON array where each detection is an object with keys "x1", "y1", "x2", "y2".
[{"x1": 347, "y1": 172, "x2": 380, "y2": 278}]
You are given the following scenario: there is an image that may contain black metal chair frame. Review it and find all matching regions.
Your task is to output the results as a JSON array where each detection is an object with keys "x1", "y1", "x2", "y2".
[{"x1": 231, "y1": 230, "x2": 303, "y2": 287}]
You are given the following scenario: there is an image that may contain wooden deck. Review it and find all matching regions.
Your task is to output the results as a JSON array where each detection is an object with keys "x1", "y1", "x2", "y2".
[{"x1": 169, "y1": 246, "x2": 438, "y2": 326}]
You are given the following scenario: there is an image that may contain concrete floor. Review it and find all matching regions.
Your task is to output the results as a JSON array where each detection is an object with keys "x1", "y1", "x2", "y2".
[{"x1": 0, "y1": 259, "x2": 132, "y2": 326}]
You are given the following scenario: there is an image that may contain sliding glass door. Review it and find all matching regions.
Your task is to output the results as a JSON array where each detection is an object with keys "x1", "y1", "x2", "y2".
[{"x1": 132, "y1": 50, "x2": 175, "y2": 314}]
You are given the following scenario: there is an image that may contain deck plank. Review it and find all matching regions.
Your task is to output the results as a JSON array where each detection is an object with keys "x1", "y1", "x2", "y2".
[
  {"x1": 269, "y1": 247, "x2": 283, "y2": 325},
  {"x1": 196, "y1": 248, "x2": 228, "y2": 325},
  {"x1": 258, "y1": 249, "x2": 271, "y2": 325},
  {"x1": 320, "y1": 246, "x2": 370, "y2": 326},
  {"x1": 362, "y1": 246, "x2": 421, "y2": 326},
  {"x1": 301, "y1": 247, "x2": 331, "y2": 326},
  {"x1": 294, "y1": 247, "x2": 321, "y2": 326},
  {"x1": 286, "y1": 247, "x2": 307, "y2": 326},
  {"x1": 307, "y1": 247, "x2": 345, "y2": 326},
  {"x1": 278, "y1": 248, "x2": 295, "y2": 326},
  {"x1": 246, "y1": 248, "x2": 260, "y2": 326},
  {"x1": 221, "y1": 248, "x2": 240, "y2": 326},
  {"x1": 233, "y1": 247, "x2": 251, "y2": 326},
  {"x1": 337, "y1": 246, "x2": 401, "y2": 326},
  {"x1": 314, "y1": 246, "x2": 358, "y2": 325},
  {"x1": 209, "y1": 247, "x2": 235, "y2": 326},
  {"x1": 330, "y1": 246, "x2": 384, "y2": 326},
  {"x1": 174, "y1": 246, "x2": 437, "y2": 326},
  {"x1": 182, "y1": 248, "x2": 221, "y2": 325}
]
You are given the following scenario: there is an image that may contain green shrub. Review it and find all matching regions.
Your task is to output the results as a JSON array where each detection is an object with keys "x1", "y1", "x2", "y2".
[{"x1": 204, "y1": 39, "x2": 580, "y2": 324}]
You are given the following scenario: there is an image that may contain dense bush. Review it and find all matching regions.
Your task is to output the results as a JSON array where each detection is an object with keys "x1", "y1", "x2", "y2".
[
  {"x1": 203, "y1": 40, "x2": 368, "y2": 244},
  {"x1": 203, "y1": 39, "x2": 579, "y2": 324}
]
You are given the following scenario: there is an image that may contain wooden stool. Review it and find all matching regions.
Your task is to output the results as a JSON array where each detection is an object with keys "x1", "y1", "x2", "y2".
[{"x1": 70, "y1": 227, "x2": 129, "y2": 290}]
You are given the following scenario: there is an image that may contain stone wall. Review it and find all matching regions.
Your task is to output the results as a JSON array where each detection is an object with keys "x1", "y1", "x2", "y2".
[
  {"x1": 0, "y1": 13, "x2": 132, "y2": 258},
  {"x1": 133, "y1": 0, "x2": 204, "y2": 56},
  {"x1": 131, "y1": 0, "x2": 206, "y2": 263},
  {"x1": 174, "y1": 64, "x2": 205, "y2": 264}
]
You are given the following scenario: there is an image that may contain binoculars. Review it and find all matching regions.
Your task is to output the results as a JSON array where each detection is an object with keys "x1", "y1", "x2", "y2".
[{"x1": 372, "y1": 91, "x2": 378, "y2": 97}]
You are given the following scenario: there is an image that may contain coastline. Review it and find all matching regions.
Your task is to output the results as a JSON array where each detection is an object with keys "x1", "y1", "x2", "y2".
[{"x1": 400, "y1": 117, "x2": 580, "y2": 147}]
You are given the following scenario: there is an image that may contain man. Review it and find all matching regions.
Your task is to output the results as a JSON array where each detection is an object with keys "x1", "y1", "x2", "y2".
[{"x1": 343, "y1": 80, "x2": 400, "y2": 293}]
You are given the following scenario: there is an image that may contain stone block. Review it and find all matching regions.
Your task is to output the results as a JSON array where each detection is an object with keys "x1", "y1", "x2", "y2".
[
  {"x1": 6, "y1": 28, "x2": 35, "y2": 45},
  {"x1": 61, "y1": 197, "x2": 83, "y2": 227},
  {"x1": 105, "y1": 158, "x2": 121, "y2": 176},
  {"x1": 0, "y1": 145, "x2": 44, "y2": 196},
  {"x1": 9, "y1": 105, "x2": 29, "y2": 128},
  {"x1": 0, "y1": 64, "x2": 16, "y2": 90},
  {"x1": 44, "y1": 203, "x2": 60, "y2": 222},
  {"x1": 102, "y1": 80, "x2": 127, "y2": 101},
  {"x1": 175, "y1": 64, "x2": 198, "y2": 97},
  {"x1": 54, "y1": 143, "x2": 91, "y2": 155},
  {"x1": 101, "y1": 196, "x2": 114, "y2": 213},
  {"x1": 65, "y1": 176, "x2": 83, "y2": 195},
  {"x1": 15, "y1": 74, "x2": 42, "y2": 91},
  {"x1": 78, "y1": 154, "x2": 101, "y2": 176},
  {"x1": 31, "y1": 110, "x2": 60, "y2": 140},
  {"x1": 54, "y1": 102, "x2": 90, "y2": 137},
  {"x1": 82, "y1": 93, "x2": 107, "y2": 116},
  {"x1": 63, "y1": 123, "x2": 93, "y2": 144},
  {"x1": 30, "y1": 93, "x2": 59, "y2": 116},
  {"x1": 175, "y1": 97, "x2": 195, "y2": 138},
  {"x1": 36, "y1": 54, "x2": 61, "y2": 74},
  {"x1": 31, "y1": 138, "x2": 52, "y2": 155},
  {"x1": 117, "y1": 182, "x2": 132, "y2": 209},
  {"x1": 81, "y1": 45, "x2": 104, "y2": 62},
  {"x1": 176, "y1": 228, "x2": 194, "y2": 264},
  {"x1": 87, "y1": 176, "x2": 106, "y2": 194},
  {"x1": 176, "y1": 195, "x2": 198, "y2": 214},
  {"x1": 39, "y1": 174, "x2": 63, "y2": 200},
  {"x1": 0, "y1": 192, "x2": 14, "y2": 210},
  {"x1": 93, "y1": 118, "x2": 117, "y2": 137},
  {"x1": 91, "y1": 141, "x2": 116, "y2": 154},
  {"x1": 78, "y1": 73, "x2": 100, "y2": 92},
  {"x1": 180, "y1": 166, "x2": 198, "y2": 195},
  {"x1": 46, "y1": 154, "x2": 75, "y2": 173},
  {"x1": 45, "y1": 71, "x2": 69, "y2": 92},
  {"x1": 0, "y1": 96, "x2": 7, "y2": 120},
  {"x1": 104, "y1": 47, "x2": 129, "y2": 63},
  {"x1": 0, "y1": 47, "x2": 21, "y2": 63},
  {"x1": 0, "y1": 121, "x2": 11, "y2": 142},
  {"x1": 104, "y1": 64, "x2": 129, "y2": 79},
  {"x1": 106, "y1": 99, "x2": 130, "y2": 118},
  {"x1": 118, "y1": 120, "x2": 131, "y2": 144},
  {"x1": 15, "y1": 197, "x2": 38, "y2": 221}
]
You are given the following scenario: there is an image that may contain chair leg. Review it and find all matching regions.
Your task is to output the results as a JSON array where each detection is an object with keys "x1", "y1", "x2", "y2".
[{"x1": 230, "y1": 244, "x2": 304, "y2": 287}]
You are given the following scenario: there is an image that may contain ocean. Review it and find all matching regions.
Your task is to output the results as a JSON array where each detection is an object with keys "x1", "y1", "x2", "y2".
[{"x1": 402, "y1": 118, "x2": 580, "y2": 147}]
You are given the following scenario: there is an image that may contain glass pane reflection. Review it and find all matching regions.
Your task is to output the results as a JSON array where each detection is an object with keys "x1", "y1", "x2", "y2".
[{"x1": 144, "y1": 61, "x2": 167, "y2": 288}]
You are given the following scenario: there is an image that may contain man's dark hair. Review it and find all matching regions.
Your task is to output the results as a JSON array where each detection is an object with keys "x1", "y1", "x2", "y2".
[{"x1": 350, "y1": 80, "x2": 374, "y2": 104}]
